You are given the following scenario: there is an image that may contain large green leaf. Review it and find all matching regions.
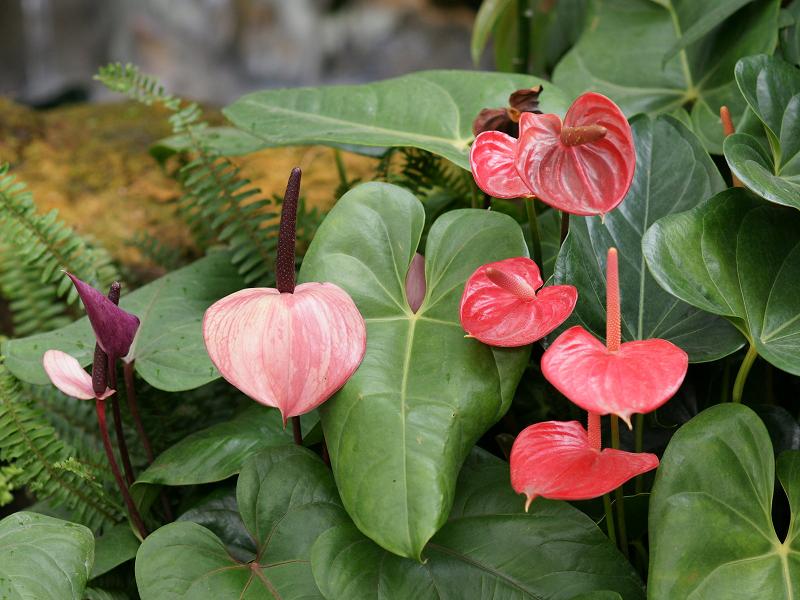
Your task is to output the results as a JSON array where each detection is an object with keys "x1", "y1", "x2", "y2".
[
  {"x1": 649, "y1": 403, "x2": 800, "y2": 598},
  {"x1": 552, "y1": 0, "x2": 780, "y2": 153},
  {"x1": 725, "y1": 55, "x2": 800, "y2": 207},
  {"x1": 643, "y1": 188, "x2": 800, "y2": 374},
  {"x1": 471, "y1": 0, "x2": 513, "y2": 64},
  {"x1": 91, "y1": 523, "x2": 139, "y2": 578},
  {"x1": 135, "y1": 446, "x2": 346, "y2": 600},
  {"x1": 311, "y1": 450, "x2": 645, "y2": 600},
  {"x1": 554, "y1": 115, "x2": 743, "y2": 361},
  {"x1": 0, "y1": 511, "x2": 94, "y2": 600},
  {"x1": 2, "y1": 251, "x2": 245, "y2": 391},
  {"x1": 222, "y1": 71, "x2": 568, "y2": 170},
  {"x1": 298, "y1": 182, "x2": 530, "y2": 559}
]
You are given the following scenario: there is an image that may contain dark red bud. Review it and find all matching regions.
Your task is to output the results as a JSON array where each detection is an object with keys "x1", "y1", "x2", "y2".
[{"x1": 276, "y1": 168, "x2": 301, "y2": 294}]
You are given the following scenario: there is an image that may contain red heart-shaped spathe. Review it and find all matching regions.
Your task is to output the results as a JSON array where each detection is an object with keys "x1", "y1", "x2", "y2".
[
  {"x1": 203, "y1": 282, "x2": 366, "y2": 423},
  {"x1": 541, "y1": 326, "x2": 688, "y2": 426},
  {"x1": 460, "y1": 257, "x2": 577, "y2": 347},
  {"x1": 515, "y1": 93, "x2": 635, "y2": 216},
  {"x1": 469, "y1": 130, "x2": 532, "y2": 199},
  {"x1": 510, "y1": 420, "x2": 659, "y2": 506}
]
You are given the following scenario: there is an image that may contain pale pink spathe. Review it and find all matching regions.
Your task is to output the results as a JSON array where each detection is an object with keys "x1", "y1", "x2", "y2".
[
  {"x1": 202, "y1": 282, "x2": 367, "y2": 423},
  {"x1": 541, "y1": 326, "x2": 688, "y2": 427},
  {"x1": 510, "y1": 420, "x2": 658, "y2": 507},
  {"x1": 42, "y1": 349, "x2": 114, "y2": 400}
]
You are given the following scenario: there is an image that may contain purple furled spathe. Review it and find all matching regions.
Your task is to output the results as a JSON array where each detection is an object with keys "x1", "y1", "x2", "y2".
[{"x1": 66, "y1": 273, "x2": 140, "y2": 359}]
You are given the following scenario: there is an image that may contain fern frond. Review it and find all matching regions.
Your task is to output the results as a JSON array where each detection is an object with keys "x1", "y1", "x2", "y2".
[
  {"x1": 126, "y1": 231, "x2": 188, "y2": 272},
  {"x1": 0, "y1": 360, "x2": 123, "y2": 531},
  {"x1": 378, "y1": 147, "x2": 476, "y2": 201},
  {"x1": 96, "y1": 63, "x2": 282, "y2": 285},
  {"x1": 0, "y1": 164, "x2": 119, "y2": 307}
]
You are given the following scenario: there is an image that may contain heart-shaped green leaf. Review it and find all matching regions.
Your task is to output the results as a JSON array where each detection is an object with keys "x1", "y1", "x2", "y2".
[
  {"x1": 1, "y1": 250, "x2": 245, "y2": 391},
  {"x1": 298, "y1": 182, "x2": 530, "y2": 559},
  {"x1": 643, "y1": 188, "x2": 800, "y2": 374},
  {"x1": 725, "y1": 55, "x2": 800, "y2": 207},
  {"x1": 311, "y1": 450, "x2": 645, "y2": 599},
  {"x1": 91, "y1": 523, "x2": 139, "y2": 579},
  {"x1": 135, "y1": 446, "x2": 346, "y2": 600},
  {"x1": 554, "y1": 115, "x2": 744, "y2": 361},
  {"x1": 649, "y1": 403, "x2": 800, "y2": 598},
  {"x1": 222, "y1": 71, "x2": 568, "y2": 170},
  {"x1": 552, "y1": 0, "x2": 779, "y2": 153},
  {"x1": 0, "y1": 511, "x2": 94, "y2": 600}
]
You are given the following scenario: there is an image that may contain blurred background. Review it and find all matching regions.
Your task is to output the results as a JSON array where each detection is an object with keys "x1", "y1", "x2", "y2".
[{"x1": 2, "y1": 0, "x2": 485, "y2": 106}]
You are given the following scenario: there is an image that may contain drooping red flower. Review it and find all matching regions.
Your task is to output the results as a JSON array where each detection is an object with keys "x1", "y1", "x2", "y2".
[
  {"x1": 202, "y1": 168, "x2": 367, "y2": 424},
  {"x1": 510, "y1": 420, "x2": 658, "y2": 508},
  {"x1": 470, "y1": 92, "x2": 635, "y2": 216},
  {"x1": 541, "y1": 248, "x2": 688, "y2": 427},
  {"x1": 459, "y1": 257, "x2": 576, "y2": 347}
]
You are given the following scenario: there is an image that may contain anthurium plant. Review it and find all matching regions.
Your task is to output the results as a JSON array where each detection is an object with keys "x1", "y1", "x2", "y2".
[{"x1": 2, "y1": 3, "x2": 800, "y2": 598}]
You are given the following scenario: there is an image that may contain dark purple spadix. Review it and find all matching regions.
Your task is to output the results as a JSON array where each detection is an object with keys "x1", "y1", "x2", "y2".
[
  {"x1": 276, "y1": 168, "x2": 301, "y2": 294},
  {"x1": 66, "y1": 273, "x2": 140, "y2": 360},
  {"x1": 405, "y1": 253, "x2": 426, "y2": 313}
]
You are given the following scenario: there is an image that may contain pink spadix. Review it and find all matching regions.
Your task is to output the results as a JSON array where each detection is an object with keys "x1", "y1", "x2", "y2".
[
  {"x1": 470, "y1": 92, "x2": 635, "y2": 216},
  {"x1": 459, "y1": 257, "x2": 576, "y2": 347},
  {"x1": 203, "y1": 168, "x2": 367, "y2": 425},
  {"x1": 511, "y1": 248, "x2": 686, "y2": 506}
]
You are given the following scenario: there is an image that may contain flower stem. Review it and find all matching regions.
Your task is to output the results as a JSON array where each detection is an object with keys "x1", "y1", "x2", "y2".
[
  {"x1": 96, "y1": 399, "x2": 147, "y2": 539},
  {"x1": 525, "y1": 199, "x2": 543, "y2": 267},
  {"x1": 333, "y1": 149, "x2": 348, "y2": 189},
  {"x1": 602, "y1": 493, "x2": 617, "y2": 546},
  {"x1": 634, "y1": 413, "x2": 645, "y2": 493},
  {"x1": 292, "y1": 416, "x2": 303, "y2": 446},
  {"x1": 123, "y1": 360, "x2": 153, "y2": 464},
  {"x1": 276, "y1": 168, "x2": 301, "y2": 294},
  {"x1": 610, "y1": 415, "x2": 629, "y2": 558},
  {"x1": 107, "y1": 357, "x2": 135, "y2": 487},
  {"x1": 732, "y1": 344, "x2": 758, "y2": 404}
]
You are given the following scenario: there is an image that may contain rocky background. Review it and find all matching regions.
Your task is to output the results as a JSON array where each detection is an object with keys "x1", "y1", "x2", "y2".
[{"x1": 1, "y1": 0, "x2": 481, "y2": 273}]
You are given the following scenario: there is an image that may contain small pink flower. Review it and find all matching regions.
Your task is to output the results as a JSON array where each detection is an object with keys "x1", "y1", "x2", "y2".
[
  {"x1": 470, "y1": 92, "x2": 635, "y2": 216},
  {"x1": 43, "y1": 349, "x2": 114, "y2": 400},
  {"x1": 459, "y1": 257, "x2": 576, "y2": 347}
]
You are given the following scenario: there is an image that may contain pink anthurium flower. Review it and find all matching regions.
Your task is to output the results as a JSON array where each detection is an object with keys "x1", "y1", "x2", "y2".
[
  {"x1": 43, "y1": 349, "x2": 114, "y2": 400},
  {"x1": 203, "y1": 168, "x2": 367, "y2": 428},
  {"x1": 541, "y1": 248, "x2": 688, "y2": 427},
  {"x1": 459, "y1": 257, "x2": 577, "y2": 347},
  {"x1": 470, "y1": 92, "x2": 635, "y2": 216},
  {"x1": 510, "y1": 420, "x2": 658, "y2": 508}
]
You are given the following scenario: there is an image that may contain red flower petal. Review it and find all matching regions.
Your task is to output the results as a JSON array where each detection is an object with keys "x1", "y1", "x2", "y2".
[
  {"x1": 42, "y1": 349, "x2": 114, "y2": 400},
  {"x1": 203, "y1": 282, "x2": 366, "y2": 423},
  {"x1": 469, "y1": 131, "x2": 532, "y2": 199},
  {"x1": 459, "y1": 257, "x2": 576, "y2": 347},
  {"x1": 510, "y1": 420, "x2": 658, "y2": 505},
  {"x1": 516, "y1": 93, "x2": 635, "y2": 216},
  {"x1": 541, "y1": 326, "x2": 688, "y2": 426}
]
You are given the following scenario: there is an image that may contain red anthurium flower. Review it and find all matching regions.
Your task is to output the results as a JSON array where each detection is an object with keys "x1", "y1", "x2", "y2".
[
  {"x1": 66, "y1": 273, "x2": 140, "y2": 360},
  {"x1": 541, "y1": 248, "x2": 688, "y2": 427},
  {"x1": 470, "y1": 92, "x2": 635, "y2": 216},
  {"x1": 203, "y1": 168, "x2": 367, "y2": 425},
  {"x1": 459, "y1": 257, "x2": 577, "y2": 347},
  {"x1": 43, "y1": 349, "x2": 114, "y2": 400},
  {"x1": 405, "y1": 253, "x2": 426, "y2": 313},
  {"x1": 510, "y1": 420, "x2": 658, "y2": 508}
]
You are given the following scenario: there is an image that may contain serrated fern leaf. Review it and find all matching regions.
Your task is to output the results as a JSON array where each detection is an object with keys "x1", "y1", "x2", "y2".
[{"x1": 0, "y1": 360, "x2": 123, "y2": 530}]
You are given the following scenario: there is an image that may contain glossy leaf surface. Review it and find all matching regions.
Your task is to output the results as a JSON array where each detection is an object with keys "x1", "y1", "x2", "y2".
[
  {"x1": 460, "y1": 257, "x2": 576, "y2": 346},
  {"x1": 510, "y1": 420, "x2": 658, "y2": 503},
  {"x1": 725, "y1": 55, "x2": 800, "y2": 208},
  {"x1": 298, "y1": 182, "x2": 530, "y2": 559},
  {"x1": 223, "y1": 71, "x2": 568, "y2": 169},
  {"x1": 643, "y1": 189, "x2": 800, "y2": 374},
  {"x1": 203, "y1": 283, "x2": 366, "y2": 422},
  {"x1": 552, "y1": 0, "x2": 780, "y2": 153},
  {"x1": 135, "y1": 446, "x2": 346, "y2": 600},
  {"x1": 0, "y1": 511, "x2": 94, "y2": 600},
  {"x1": 649, "y1": 404, "x2": 800, "y2": 598},
  {"x1": 555, "y1": 115, "x2": 744, "y2": 361},
  {"x1": 91, "y1": 524, "x2": 140, "y2": 579},
  {"x1": 311, "y1": 451, "x2": 645, "y2": 600},
  {"x1": 3, "y1": 251, "x2": 245, "y2": 391}
]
